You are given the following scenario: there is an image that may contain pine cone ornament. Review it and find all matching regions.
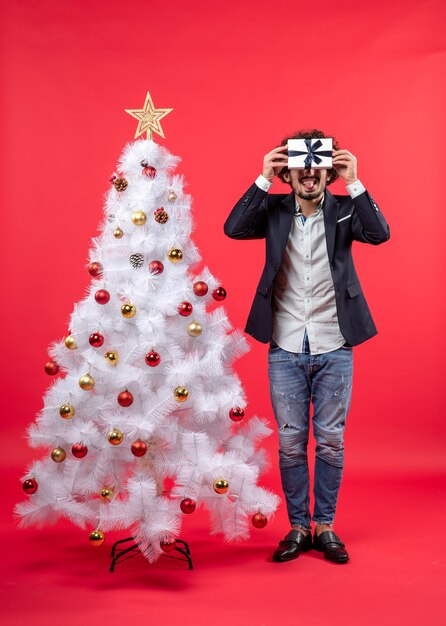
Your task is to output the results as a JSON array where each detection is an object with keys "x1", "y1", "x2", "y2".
[
  {"x1": 129, "y1": 253, "x2": 144, "y2": 268},
  {"x1": 154, "y1": 208, "x2": 169, "y2": 224},
  {"x1": 113, "y1": 177, "x2": 128, "y2": 192}
]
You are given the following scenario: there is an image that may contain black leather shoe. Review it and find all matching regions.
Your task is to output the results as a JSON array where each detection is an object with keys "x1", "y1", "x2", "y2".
[
  {"x1": 313, "y1": 530, "x2": 349, "y2": 563},
  {"x1": 272, "y1": 529, "x2": 312, "y2": 562}
]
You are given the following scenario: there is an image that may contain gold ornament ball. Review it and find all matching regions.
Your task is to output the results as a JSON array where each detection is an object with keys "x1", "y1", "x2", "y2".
[
  {"x1": 132, "y1": 210, "x2": 147, "y2": 226},
  {"x1": 64, "y1": 335, "x2": 77, "y2": 350},
  {"x1": 167, "y1": 190, "x2": 177, "y2": 202},
  {"x1": 213, "y1": 478, "x2": 229, "y2": 494},
  {"x1": 89, "y1": 530, "x2": 105, "y2": 547},
  {"x1": 51, "y1": 447, "x2": 66, "y2": 463},
  {"x1": 121, "y1": 303, "x2": 136, "y2": 318},
  {"x1": 59, "y1": 404, "x2": 75, "y2": 419},
  {"x1": 108, "y1": 428, "x2": 124, "y2": 445},
  {"x1": 104, "y1": 351, "x2": 119, "y2": 366},
  {"x1": 174, "y1": 386, "x2": 189, "y2": 402},
  {"x1": 79, "y1": 374, "x2": 95, "y2": 390},
  {"x1": 113, "y1": 227, "x2": 124, "y2": 239},
  {"x1": 100, "y1": 487, "x2": 114, "y2": 501},
  {"x1": 187, "y1": 321, "x2": 202, "y2": 337},
  {"x1": 168, "y1": 248, "x2": 183, "y2": 263}
]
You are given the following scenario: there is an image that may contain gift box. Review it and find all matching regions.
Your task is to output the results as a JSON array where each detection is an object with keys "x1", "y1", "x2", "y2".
[{"x1": 287, "y1": 138, "x2": 333, "y2": 169}]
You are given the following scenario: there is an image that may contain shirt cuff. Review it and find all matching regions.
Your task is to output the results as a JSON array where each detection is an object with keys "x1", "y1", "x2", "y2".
[
  {"x1": 346, "y1": 179, "x2": 366, "y2": 198},
  {"x1": 255, "y1": 174, "x2": 273, "y2": 192}
]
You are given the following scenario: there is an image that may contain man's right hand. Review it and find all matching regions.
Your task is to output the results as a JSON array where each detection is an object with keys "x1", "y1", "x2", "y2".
[{"x1": 262, "y1": 145, "x2": 289, "y2": 180}]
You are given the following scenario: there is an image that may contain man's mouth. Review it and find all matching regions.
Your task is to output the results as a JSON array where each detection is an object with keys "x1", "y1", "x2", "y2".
[{"x1": 299, "y1": 176, "x2": 319, "y2": 191}]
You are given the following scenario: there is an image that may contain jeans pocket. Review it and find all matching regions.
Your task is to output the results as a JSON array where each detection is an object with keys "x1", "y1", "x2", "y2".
[{"x1": 268, "y1": 344, "x2": 293, "y2": 363}]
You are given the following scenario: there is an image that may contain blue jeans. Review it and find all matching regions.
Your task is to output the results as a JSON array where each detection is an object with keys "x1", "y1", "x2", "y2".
[{"x1": 268, "y1": 342, "x2": 353, "y2": 530}]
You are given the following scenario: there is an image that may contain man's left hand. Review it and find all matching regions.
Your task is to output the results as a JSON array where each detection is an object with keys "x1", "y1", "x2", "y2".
[{"x1": 332, "y1": 149, "x2": 358, "y2": 185}]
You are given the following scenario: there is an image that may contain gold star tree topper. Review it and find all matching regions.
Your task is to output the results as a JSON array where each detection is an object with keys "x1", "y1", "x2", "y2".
[{"x1": 125, "y1": 91, "x2": 173, "y2": 140}]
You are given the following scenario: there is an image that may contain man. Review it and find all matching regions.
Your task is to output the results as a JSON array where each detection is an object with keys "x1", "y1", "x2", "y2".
[{"x1": 224, "y1": 129, "x2": 390, "y2": 564}]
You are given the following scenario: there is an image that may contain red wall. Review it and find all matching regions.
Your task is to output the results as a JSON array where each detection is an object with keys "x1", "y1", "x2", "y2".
[{"x1": 2, "y1": 0, "x2": 445, "y2": 482}]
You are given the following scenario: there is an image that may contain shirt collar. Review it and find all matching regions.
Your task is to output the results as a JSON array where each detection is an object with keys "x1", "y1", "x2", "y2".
[{"x1": 295, "y1": 195, "x2": 325, "y2": 216}]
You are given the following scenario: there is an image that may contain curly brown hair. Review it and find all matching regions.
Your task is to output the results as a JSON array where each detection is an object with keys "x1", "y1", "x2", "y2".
[{"x1": 278, "y1": 128, "x2": 340, "y2": 186}]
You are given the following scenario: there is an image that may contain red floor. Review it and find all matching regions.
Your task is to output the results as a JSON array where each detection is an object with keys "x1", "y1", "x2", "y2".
[{"x1": 3, "y1": 467, "x2": 445, "y2": 626}]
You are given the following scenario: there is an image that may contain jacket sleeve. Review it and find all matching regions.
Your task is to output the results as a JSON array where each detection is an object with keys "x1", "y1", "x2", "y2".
[
  {"x1": 224, "y1": 183, "x2": 268, "y2": 240},
  {"x1": 350, "y1": 191, "x2": 390, "y2": 245}
]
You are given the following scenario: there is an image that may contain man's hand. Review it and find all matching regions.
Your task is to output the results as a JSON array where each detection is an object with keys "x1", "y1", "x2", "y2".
[
  {"x1": 262, "y1": 145, "x2": 288, "y2": 180},
  {"x1": 332, "y1": 149, "x2": 358, "y2": 185}
]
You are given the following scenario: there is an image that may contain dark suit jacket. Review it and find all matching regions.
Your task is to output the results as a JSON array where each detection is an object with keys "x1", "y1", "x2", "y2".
[{"x1": 224, "y1": 183, "x2": 390, "y2": 345}]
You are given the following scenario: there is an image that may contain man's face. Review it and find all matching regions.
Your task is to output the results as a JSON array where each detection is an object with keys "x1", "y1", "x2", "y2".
[{"x1": 284, "y1": 168, "x2": 329, "y2": 201}]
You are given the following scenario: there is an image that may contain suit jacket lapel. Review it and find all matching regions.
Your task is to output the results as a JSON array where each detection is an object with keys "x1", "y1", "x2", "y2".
[
  {"x1": 323, "y1": 189, "x2": 339, "y2": 262},
  {"x1": 278, "y1": 192, "x2": 295, "y2": 260}
]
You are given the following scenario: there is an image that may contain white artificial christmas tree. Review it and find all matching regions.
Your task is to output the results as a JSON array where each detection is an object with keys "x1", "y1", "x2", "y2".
[{"x1": 16, "y1": 93, "x2": 279, "y2": 564}]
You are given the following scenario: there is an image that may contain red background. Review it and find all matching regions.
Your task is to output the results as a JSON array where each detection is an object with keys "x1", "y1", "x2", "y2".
[{"x1": 1, "y1": 1, "x2": 445, "y2": 624}]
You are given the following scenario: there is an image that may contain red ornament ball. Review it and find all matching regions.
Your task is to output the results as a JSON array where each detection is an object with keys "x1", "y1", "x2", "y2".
[
  {"x1": 212, "y1": 286, "x2": 227, "y2": 301},
  {"x1": 94, "y1": 289, "x2": 110, "y2": 305},
  {"x1": 44, "y1": 360, "x2": 60, "y2": 376},
  {"x1": 143, "y1": 166, "x2": 157, "y2": 179},
  {"x1": 88, "y1": 262, "x2": 103, "y2": 278},
  {"x1": 252, "y1": 512, "x2": 268, "y2": 529},
  {"x1": 229, "y1": 407, "x2": 245, "y2": 422},
  {"x1": 131, "y1": 440, "x2": 148, "y2": 457},
  {"x1": 22, "y1": 478, "x2": 38, "y2": 495},
  {"x1": 160, "y1": 537, "x2": 177, "y2": 552},
  {"x1": 118, "y1": 390, "x2": 133, "y2": 407},
  {"x1": 145, "y1": 351, "x2": 161, "y2": 367},
  {"x1": 149, "y1": 260, "x2": 164, "y2": 275},
  {"x1": 193, "y1": 281, "x2": 208, "y2": 297},
  {"x1": 180, "y1": 498, "x2": 196, "y2": 514},
  {"x1": 72, "y1": 443, "x2": 88, "y2": 459},
  {"x1": 89, "y1": 332, "x2": 104, "y2": 348},
  {"x1": 178, "y1": 301, "x2": 193, "y2": 316}
]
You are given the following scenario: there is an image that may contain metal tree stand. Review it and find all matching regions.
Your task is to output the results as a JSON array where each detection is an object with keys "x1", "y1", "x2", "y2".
[{"x1": 109, "y1": 537, "x2": 193, "y2": 572}]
